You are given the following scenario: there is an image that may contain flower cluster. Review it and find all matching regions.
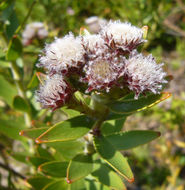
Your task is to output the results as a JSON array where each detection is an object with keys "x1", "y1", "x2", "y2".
[
  {"x1": 36, "y1": 20, "x2": 167, "y2": 110},
  {"x1": 22, "y1": 22, "x2": 48, "y2": 46},
  {"x1": 36, "y1": 75, "x2": 72, "y2": 111}
]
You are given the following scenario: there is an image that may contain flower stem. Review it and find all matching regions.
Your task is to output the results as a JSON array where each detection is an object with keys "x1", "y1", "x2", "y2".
[
  {"x1": 10, "y1": 61, "x2": 32, "y2": 127},
  {"x1": 15, "y1": 0, "x2": 37, "y2": 35}
]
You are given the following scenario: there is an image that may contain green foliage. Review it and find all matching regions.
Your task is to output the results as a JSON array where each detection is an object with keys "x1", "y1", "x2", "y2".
[
  {"x1": 94, "y1": 135, "x2": 134, "y2": 182},
  {"x1": 106, "y1": 130, "x2": 160, "y2": 150},
  {"x1": 39, "y1": 161, "x2": 69, "y2": 178},
  {"x1": 0, "y1": 0, "x2": 184, "y2": 190},
  {"x1": 67, "y1": 154, "x2": 93, "y2": 183},
  {"x1": 108, "y1": 92, "x2": 171, "y2": 114},
  {"x1": 35, "y1": 115, "x2": 95, "y2": 143}
]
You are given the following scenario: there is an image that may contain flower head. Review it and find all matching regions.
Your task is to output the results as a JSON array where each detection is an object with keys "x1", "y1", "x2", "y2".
[
  {"x1": 100, "y1": 20, "x2": 146, "y2": 54},
  {"x1": 85, "y1": 16, "x2": 107, "y2": 33},
  {"x1": 82, "y1": 51, "x2": 125, "y2": 92},
  {"x1": 36, "y1": 74, "x2": 72, "y2": 110},
  {"x1": 38, "y1": 33, "x2": 85, "y2": 75},
  {"x1": 82, "y1": 34, "x2": 106, "y2": 55},
  {"x1": 22, "y1": 22, "x2": 48, "y2": 46},
  {"x1": 124, "y1": 52, "x2": 167, "y2": 98}
]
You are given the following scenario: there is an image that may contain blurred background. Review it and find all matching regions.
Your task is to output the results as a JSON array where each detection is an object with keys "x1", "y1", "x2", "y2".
[{"x1": 0, "y1": 0, "x2": 185, "y2": 189}]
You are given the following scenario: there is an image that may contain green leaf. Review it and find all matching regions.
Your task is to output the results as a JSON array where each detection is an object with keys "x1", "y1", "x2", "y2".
[
  {"x1": 0, "y1": 75, "x2": 17, "y2": 106},
  {"x1": 101, "y1": 117, "x2": 126, "y2": 135},
  {"x1": 107, "y1": 111, "x2": 129, "y2": 121},
  {"x1": 7, "y1": 152, "x2": 28, "y2": 164},
  {"x1": 27, "y1": 176, "x2": 54, "y2": 190},
  {"x1": 27, "y1": 72, "x2": 39, "y2": 89},
  {"x1": 61, "y1": 107, "x2": 81, "y2": 118},
  {"x1": 106, "y1": 130, "x2": 161, "y2": 150},
  {"x1": 6, "y1": 36, "x2": 22, "y2": 61},
  {"x1": 0, "y1": 119, "x2": 26, "y2": 141},
  {"x1": 13, "y1": 95, "x2": 30, "y2": 113},
  {"x1": 85, "y1": 179, "x2": 110, "y2": 190},
  {"x1": 39, "y1": 161, "x2": 69, "y2": 178},
  {"x1": 67, "y1": 154, "x2": 93, "y2": 183},
  {"x1": 2, "y1": 2, "x2": 19, "y2": 40},
  {"x1": 93, "y1": 135, "x2": 134, "y2": 183},
  {"x1": 43, "y1": 180, "x2": 68, "y2": 190},
  {"x1": 35, "y1": 115, "x2": 95, "y2": 144},
  {"x1": 69, "y1": 179, "x2": 86, "y2": 190},
  {"x1": 27, "y1": 156, "x2": 49, "y2": 168},
  {"x1": 47, "y1": 141, "x2": 84, "y2": 160},
  {"x1": 108, "y1": 92, "x2": 171, "y2": 114},
  {"x1": 20, "y1": 127, "x2": 49, "y2": 140},
  {"x1": 36, "y1": 146, "x2": 54, "y2": 160},
  {"x1": 5, "y1": 10, "x2": 19, "y2": 40},
  {"x1": 92, "y1": 163, "x2": 126, "y2": 190},
  {"x1": 43, "y1": 179, "x2": 86, "y2": 190}
]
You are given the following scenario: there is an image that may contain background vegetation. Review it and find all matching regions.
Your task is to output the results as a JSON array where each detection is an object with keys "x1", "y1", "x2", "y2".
[{"x1": 0, "y1": 0, "x2": 184, "y2": 189}]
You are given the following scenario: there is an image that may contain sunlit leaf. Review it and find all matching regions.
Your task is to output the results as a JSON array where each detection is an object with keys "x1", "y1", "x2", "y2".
[
  {"x1": 108, "y1": 92, "x2": 171, "y2": 114},
  {"x1": 0, "y1": 119, "x2": 26, "y2": 141},
  {"x1": 43, "y1": 180, "x2": 68, "y2": 190},
  {"x1": 36, "y1": 145, "x2": 54, "y2": 160},
  {"x1": 27, "y1": 176, "x2": 54, "y2": 190},
  {"x1": 93, "y1": 135, "x2": 134, "y2": 183},
  {"x1": 0, "y1": 75, "x2": 17, "y2": 106},
  {"x1": 19, "y1": 127, "x2": 49, "y2": 140},
  {"x1": 35, "y1": 115, "x2": 95, "y2": 144},
  {"x1": 6, "y1": 36, "x2": 22, "y2": 61},
  {"x1": 47, "y1": 141, "x2": 84, "y2": 160},
  {"x1": 101, "y1": 117, "x2": 126, "y2": 135},
  {"x1": 27, "y1": 156, "x2": 50, "y2": 168},
  {"x1": 106, "y1": 130, "x2": 160, "y2": 150},
  {"x1": 92, "y1": 163, "x2": 126, "y2": 190},
  {"x1": 67, "y1": 154, "x2": 93, "y2": 183},
  {"x1": 39, "y1": 161, "x2": 69, "y2": 178},
  {"x1": 27, "y1": 72, "x2": 39, "y2": 89}
]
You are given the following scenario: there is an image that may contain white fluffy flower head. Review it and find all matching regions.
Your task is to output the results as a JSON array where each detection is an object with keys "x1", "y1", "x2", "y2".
[
  {"x1": 22, "y1": 22, "x2": 48, "y2": 46},
  {"x1": 83, "y1": 52, "x2": 125, "y2": 92},
  {"x1": 36, "y1": 74, "x2": 72, "y2": 110},
  {"x1": 82, "y1": 34, "x2": 105, "y2": 53},
  {"x1": 39, "y1": 33, "x2": 85, "y2": 74},
  {"x1": 125, "y1": 52, "x2": 167, "y2": 98},
  {"x1": 101, "y1": 20, "x2": 146, "y2": 52}
]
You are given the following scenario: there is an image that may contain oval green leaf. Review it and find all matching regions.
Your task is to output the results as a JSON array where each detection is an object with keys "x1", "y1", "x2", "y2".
[
  {"x1": 36, "y1": 115, "x2": 95, "y2": 144},
  {"x1": 0, "y1": 119, "x2": 26, "y2": 141},
  {"x1": 47, "y1": 141, "x2": 84, "y2": 160},
  {"x1": 92, "y1": 163, "x2": 126, "y2": 190},
  {"x1": 85, "y1": 179, "x2": 110, "y2": 190},
  {"x1": 20, "y1": 127, "x2": 49, "y2": 139},
  {"x1": 108, "y1": 92, "x2": 171, "y2": 114},
  {"x1": 101, "y1": 118, "x2": 126, "y2": 135},
  {"x1": 13, "y1": 95, "x2": 30, "y2": 113},
  {"x1": 39, "y1": 161, "x2": 69, "y2": 178},
  {"x1": 93, "y1": 135, "x2": 134, "y2": 183},
  {"x1": 106, "y1": 130, "x2": 161, "y2": 150},
  {"x1": 43, "y1": 180, "x2": 68, "y2": 190},
  {"x1": 6, "y1": 36, "x2": 22, "y2": 61},
  {"x1": 27, "y1": 156, "x2": 49, "y2": 168},
  {"x1": 0, "y1": 75, "x2": 17, "y2": 107},
  {"x1": 27, "y1": 176, "x2": 54, "y2": 190},
  {"x1": 67, "y1": 154, "x2": 93, "y2": 183}
]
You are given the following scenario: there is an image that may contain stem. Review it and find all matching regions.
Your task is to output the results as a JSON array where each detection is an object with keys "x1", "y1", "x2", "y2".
[
  {"x1": 91, "y1": 108, "x2": 109, "y2": 136},
  {"x1": 68, "y1": 95, "x2": 98, "y2": 118},
  {"x1": 10, "y1": 62, "x2": 32, "y2": 127},
  {"x1": 15, "y1": 0, "x2": 37, "y2": 35},
  {"x1": 0, "y1": 162, "x2": 26, "y2": 180},
  {"x1": 9, "y1": 0, "x2": 37, "y2": 127}
]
